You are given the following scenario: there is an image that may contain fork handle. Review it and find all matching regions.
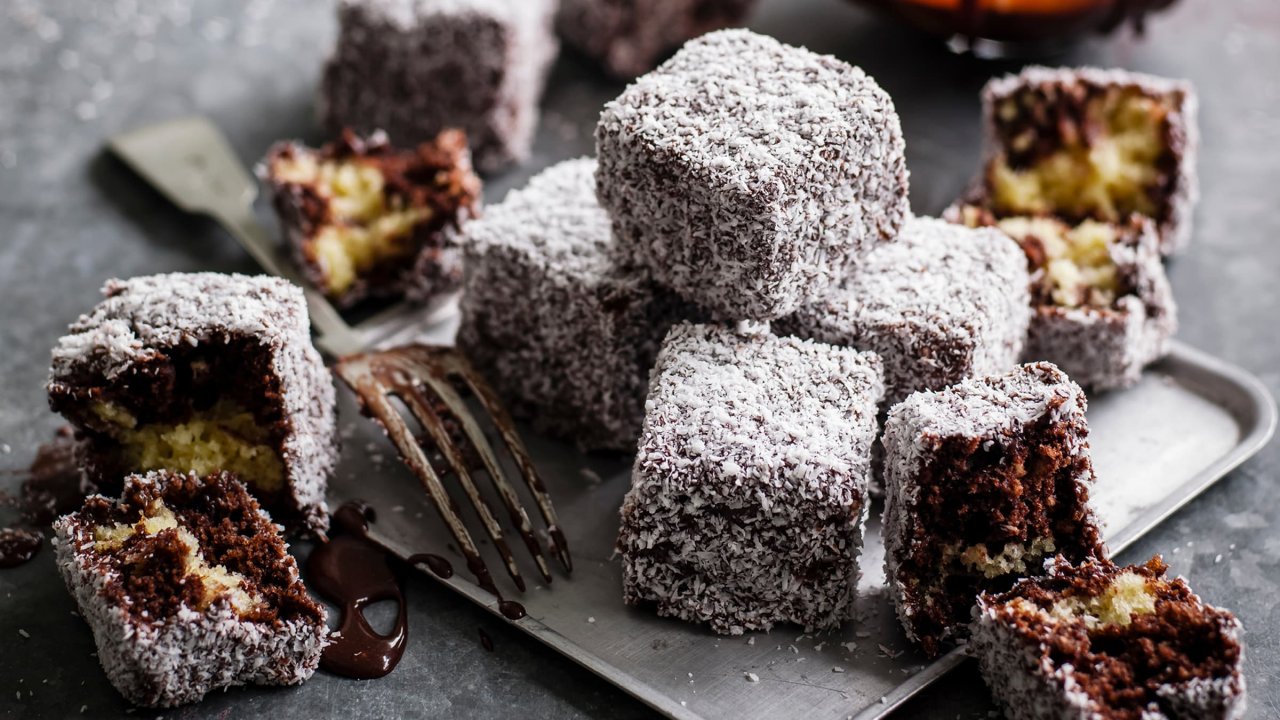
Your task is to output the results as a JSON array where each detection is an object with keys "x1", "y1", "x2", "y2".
[{"x1": 213, "y1": 207, "x2": 365, "y2": 357}]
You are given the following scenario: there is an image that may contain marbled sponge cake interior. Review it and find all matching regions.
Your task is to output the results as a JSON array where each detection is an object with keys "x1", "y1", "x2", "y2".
[
  {"x1": 53, "y1": 470, "x2": 327, "y2": 708},
  {"x1": 47, "y1": 273, "x2": 338, "y2": 534},
  {"x1": 971, "y1": 556, "x2": 1246, "y2": 720}
]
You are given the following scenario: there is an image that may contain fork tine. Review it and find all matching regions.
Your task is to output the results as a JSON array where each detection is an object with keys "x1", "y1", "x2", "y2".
[
  {"x1": 394, "y1": 369, "x2": 538, "y2": 590},
  {"x1": 333, "y1": 355, "x2": 501, "y2": 595},
  {"x1": 434, "y1": 349, "x2": 573, "y2": 575}
]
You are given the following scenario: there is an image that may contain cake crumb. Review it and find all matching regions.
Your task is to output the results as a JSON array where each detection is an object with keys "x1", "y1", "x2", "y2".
[
  {"x1": 855, "y1": 631, "x2": 871, "y2": 638},
  {"x1": 587, "y1": 616, "x2": 596, "y2": 623},
  {"x1": 579, "y1": 468, "x2": 603, "y2": 484},
  {"x1": 744, "y1": 672, "x2": 760, "y2": 683},
  {"x1": 832, "y1": 666, "x2": 845, "y2": 673},
  {"x1": 747, "y1": 637, "x2": 755, "y2": 646},
  {"x1": 17, "y1": 629, "x2": 29, "y2": 639},
  {"x1": 843, "y1": 641, "x2": 858, "y2": 652}
]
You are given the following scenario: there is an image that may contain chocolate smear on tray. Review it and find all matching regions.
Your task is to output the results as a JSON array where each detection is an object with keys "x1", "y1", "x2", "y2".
[
  {"x1": 306, "y1": 502, "x2": 409, "y2": 679},
  {"x1": 0, "y1": 426, "x2": 93, "y2": 569},
  {"x1": 479, "y1": 627, "x2": 495, "y2": 652}
]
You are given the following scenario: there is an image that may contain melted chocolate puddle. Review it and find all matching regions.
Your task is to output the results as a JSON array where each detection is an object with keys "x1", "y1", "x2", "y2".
[
  {"x1": 306, "y1": 502, "x2": 409, "y2": 679},
  {"x1": 307, "y1": 500, "x2": 529, "y2": 678},
  {"x1": 0, "y1": 427, "x2": 92, "y2": 569}
]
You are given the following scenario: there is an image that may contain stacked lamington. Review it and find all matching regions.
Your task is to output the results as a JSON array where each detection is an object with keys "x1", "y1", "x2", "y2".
[{"x1": 948, "y1": 66, "x2": 1196, "y2": 389}]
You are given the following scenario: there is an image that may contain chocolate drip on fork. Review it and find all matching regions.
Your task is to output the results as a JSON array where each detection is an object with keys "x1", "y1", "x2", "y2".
[{"x1": 333, "y1": 344, "x2": 571, "y2": 601}]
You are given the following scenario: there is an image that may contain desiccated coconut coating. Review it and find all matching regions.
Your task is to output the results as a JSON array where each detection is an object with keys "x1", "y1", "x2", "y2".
[
  {"x1": 882, "y1": 363, "x2": 1105, "y2": 658},
  {"x1": 53, "y1": 471, "x2": 328, "y2": 708},
  {"x1": 47, "y1": 273, "x2": 338, "y2": 534},
  {"x1": 556, "y1": 0, "x2": 760, "y2": 79},
  {"x1": 618, "y1": 323, "x2": 885, "y2": 635},
  {"x1": 971, "y1": 556, "x2": 1246, "y2": 720},
  {"x1": 456, "y1": 158, "x2": 700, "y2": 452},
  {"x1": 595, "y1": 29, "x2": 909, "y2": 321},
  {"x1": 319, "y1": 0, "x2": 558, "y2": 173},
  {"x1": 969, "y1": 65, "x2": 1198, "y2": 256},
  {"x1": 776, "y1": 216, "x2": 1031, "y2": 408}
]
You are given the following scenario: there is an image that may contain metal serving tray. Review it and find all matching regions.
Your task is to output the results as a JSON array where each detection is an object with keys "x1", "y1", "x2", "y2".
[{"x1": 327, "y1": 329, "x2": 1276, "y2": 720}]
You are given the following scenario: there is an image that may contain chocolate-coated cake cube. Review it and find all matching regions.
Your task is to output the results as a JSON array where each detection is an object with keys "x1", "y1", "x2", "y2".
[
  {"x1": 972, "y1": 556, "x2": 1246, "y2": 720},
  {"x1": 882, "y1": 363, "x2": 1105, "y2": 658},
  {"x1": 53, "y1": 471, "x2": 328, "y2": 708},
  {"x1": 595, "y1": 29, "x2": 909, "y2": 321},
  {"x1": 262, "y1": 129, "x2": 481, "y2": 308},
  {"x1": 618, "y1": 323, "x2": 884, "y2": 634},
  {"x1": 966, "y1": 66, "x2": 1198, "y2": 256},
  {"x1": 777, "y1": 216, "x2": 1031, "y2": 407},
  {"x1": 457, "y1": 158, "x2": 698, "y2": 452},
  {"x1": 557, "y1": 0, "x2": 759, "y2": 79},
  {"x1": 319, "y1": 0, "x2": 558, "y2": 173},
  {"x1": 48, "y1": 273, "x2": 338, "y2": 534},
  {"x1": 953, "y1": 207, "x2": 1176, "y2": 390}
]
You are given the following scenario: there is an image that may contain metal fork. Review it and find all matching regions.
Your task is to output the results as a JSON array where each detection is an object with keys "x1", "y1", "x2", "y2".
[{"x1": 108, "y1": 116, "x2": 571, "y2": 590}]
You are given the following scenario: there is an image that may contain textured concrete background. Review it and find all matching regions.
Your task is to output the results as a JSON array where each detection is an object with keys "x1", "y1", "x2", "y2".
[{"x1": 1, "y1": 0, "x2": 1278, "y2": 718}]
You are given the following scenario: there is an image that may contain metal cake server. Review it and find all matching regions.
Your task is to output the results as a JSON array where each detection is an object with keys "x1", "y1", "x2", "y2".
[{"x1": 108, "y1": 116, "x2": 570, "y2": 591}]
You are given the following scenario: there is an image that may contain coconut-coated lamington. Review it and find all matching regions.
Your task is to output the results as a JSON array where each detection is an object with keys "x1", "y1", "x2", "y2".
[
  {"x1": 262, "y1": 129, "x2": 481, "y2": 308},
  {"x1": 618, "y1": 323, "x2": 885, "y2": 635},
  {"x1": 971, "y1": 556, "x2": 1246, "y2": 720},
  {"x1": 882, "y1": 363, "x2": 1105, "y2": 658},
  {"x1": 47, "y1": 273, "x2": 338, "y2": 534},
  {"x1": 556, "y1": 0, "x2": 759, "y2": 79},
  {"x1": 319, "y1": 0, "x2": 558, "y2": 173},
  {"x1": 595, "y1": 29, "x2": 909, "y2": 321},
  {"x1": 955, "y1": 208, "x2": 1177, "y2": 390},
  {"x1": 457, "y1": 158, "x2": 698, "y2": 452},
  {"x1": 963, "y1": 66, "x2": 1198, "y2": 256},
  {"x1": 53, "y1": 471, "x2": 328, "y2": 708},
  {"x1": 776, "y1": 216, "x2": 1031, "y2": 407}
]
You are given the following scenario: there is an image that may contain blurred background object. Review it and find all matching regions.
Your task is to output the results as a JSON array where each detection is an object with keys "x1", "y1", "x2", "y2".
[{"x1": 852, "y1": 0, "x2": 1179, "y2": 56}]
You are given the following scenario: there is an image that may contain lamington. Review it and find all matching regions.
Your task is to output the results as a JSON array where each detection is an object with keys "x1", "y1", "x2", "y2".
[
  {"x1": 53, "y1": 471, "x2": 328, "y2": 708},
  {"x1": 955, "y1": 208, "x2": 1176, "y2": 390},
  {"x1": 618, "y1": 323, "x2": 884, "y2": 634},
  {"x1": 958, "y1": 66, "x2": 1198, "y2": 256},
  {"x1": 557, "y1": 0, "x2": 760, "y2": 79},
  {"x1": 882, "y1": 363, "x2": 1105, "y2": 658},
  {"x1": 595, "y1": 29, "x2": 909, "y2": 321},
  {"x1": 776, "y1": 216, "x2": 1031, "y2": 407},
  {"x1": 971, "y1": 556, "x2": 1246, "y2": 720},
  {"x1": 457, "y1": 158, "x2": 699, "y2": 452},
  {"x1": 47, "y1": 273, "x2": 338, "y2": 534},
  {"x1": 319, "y1": 0, "x2": 558, "y2": 173},
  {"x1": 262, "y1": 129, "x2": 481, "y2": 308}
]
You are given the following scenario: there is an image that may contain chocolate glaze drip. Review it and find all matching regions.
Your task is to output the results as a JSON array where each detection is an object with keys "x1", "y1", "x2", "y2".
[
  {"x1": 499, "y1": 600, "x2": 527, "y2": 621},
  {"x1": 0, "y1": 528, "x2": 42, "y2": 568},
  {"x1": 478, "y1": 628, "x2": 494, "y2": 652},
  {"x1": 408, "y1": 553, "x2": 454, "y2": 579},
  {"x1": 0, "y1": 427, "x2": 92, "y2": 570},
  {"x1": 306, "y1": 502, "x2": 409, "y2": 679}
]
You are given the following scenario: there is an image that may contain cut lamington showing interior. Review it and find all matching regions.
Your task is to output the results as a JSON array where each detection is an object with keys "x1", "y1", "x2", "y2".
[
  {"x1": 972, "y1": 556, "x2": 1246, "y2": 720},
  {"x1": 53, "y1": 471, "x2": 328, "y2": 708},
  {"x1": 961, "y1": 66, "x2": 1198, "y2": 256},
  {"x1": 956, "y1": 208, "x2": 1176, "y2": 390},
  {"x1": 777, "y1": 216, "x2": 1031, "y2": 408},
  {"x1": 47, "y1": 273, "x2": 338, "y2": 534},
  {"x1": 618, "y1": 323, "x2": 884, "y2": 634},
  {"x1": 263, "y1": 129, "x2": 481, "y2": 308},
  {"x1": 556, "y1": 0, "x2": 760, "y2": 79},
  {"x1": 882, "y1": 362, "x2": 1105, "y2": 658},
  {"x1": 457, "y1": 158, "x2": 701, "y2": 452}
]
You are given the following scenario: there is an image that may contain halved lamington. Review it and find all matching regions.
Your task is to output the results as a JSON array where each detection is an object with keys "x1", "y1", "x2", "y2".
[
  {"x1": 618, "y1": 323, "x2": 884, "y2": 634},
  {"x1": 777, "y1": 216, "x2": 1030, "y2": 407},
  {"x1": 457, "y1": 158, "x2": 699, "y2": 452},
  {"x1": 262, "y1": 129, "x2": 481, "y2": 308},
  {"x1": 882, "y1": 363, "x2": 1105, "y2": 658},
  {"x1": 48, "y1": 273, "x2": 338, "y2": 533},
  {"x1": 961, "y1": 66, "x2": 1198, "y2": 255},
  {"x1": 596, "y1": 29, "x2": 909, "y2": 320},
  {"x1": 956, "y1": 208, "x2": 1176, "y2": 390},
  {"x1": 53, "y1": 471, "x2": 328, "y2": 708},
  {"x1": 972, "y1": 556, "x2": 1246, "y2": 720},
  {"x1": 556, "y1": 0, "x2": 759, "y2": 78},
  {"x1": 319, "y1": 0, "x2": 558, "y2": 172}
]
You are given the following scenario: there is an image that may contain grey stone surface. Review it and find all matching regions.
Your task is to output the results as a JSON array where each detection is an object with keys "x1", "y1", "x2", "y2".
[{"x1": 0, "y1": 0, "x2": 1276, "y2": 718}]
